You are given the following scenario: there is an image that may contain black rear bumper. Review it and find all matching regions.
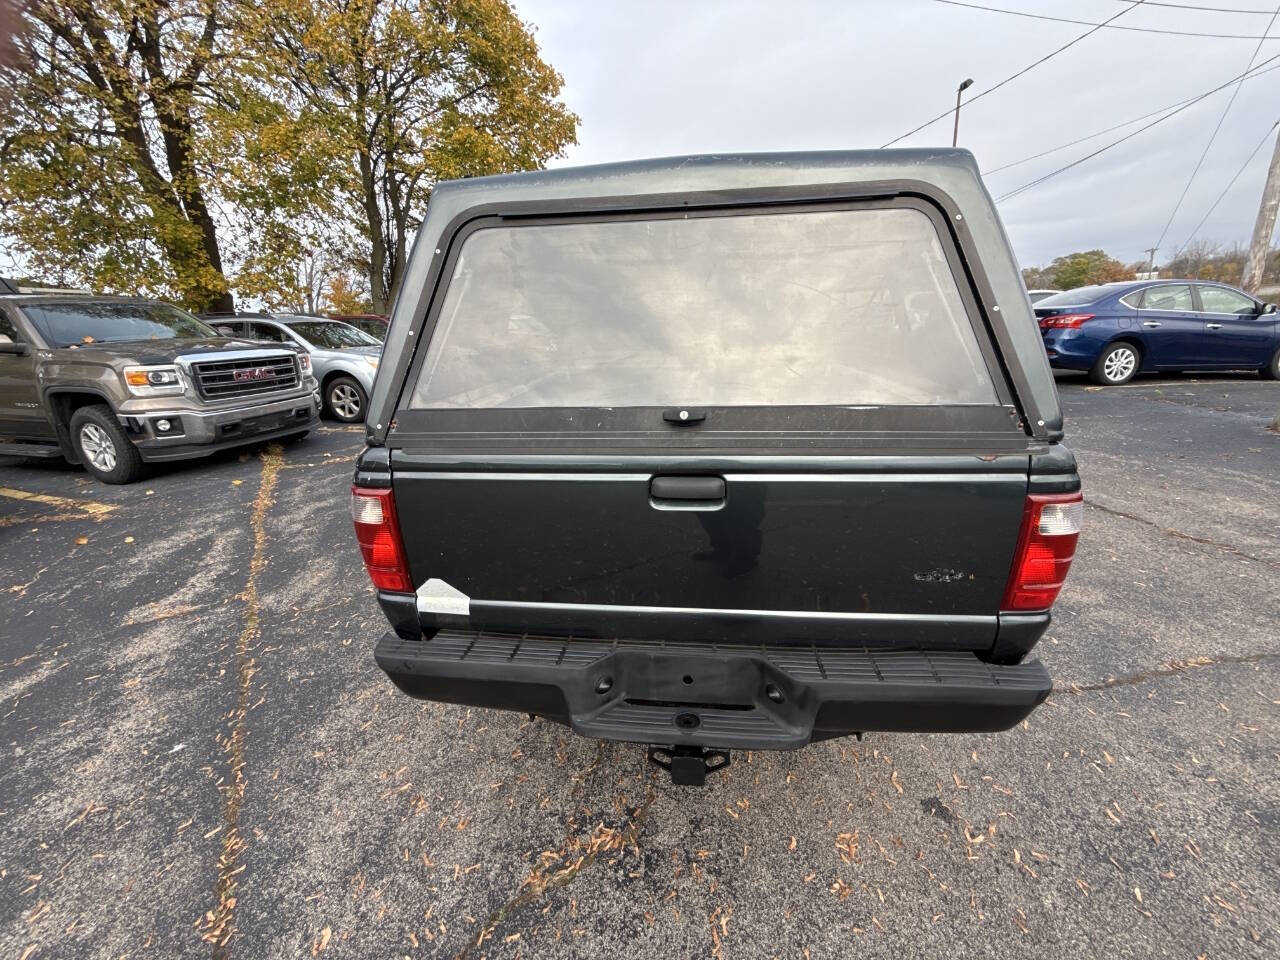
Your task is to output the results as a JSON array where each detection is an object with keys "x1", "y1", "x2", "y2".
[{"x1": 374, "y1": 631, "x2": 1052, "y2": 750}]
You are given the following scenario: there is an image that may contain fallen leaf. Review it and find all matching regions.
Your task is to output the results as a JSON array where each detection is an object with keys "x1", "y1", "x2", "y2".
[
  {"x1": 124, "y1": 536, "x2": 134, "y2": 544},
  {"x1": 75, "y1": 536, "x2": 88, "y2": 545},
  {"x1": 312, "y1": 926, "x2": 331, "y2": 955}
]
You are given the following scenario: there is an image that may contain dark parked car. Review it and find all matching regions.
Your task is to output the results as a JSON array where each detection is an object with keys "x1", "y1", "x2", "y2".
[
  {"x1": 1036, "y1": 280, "x2": 1280, "y2": 385},
  {"x1": 0, "y1": 286, "x2": 319, "y2": 483},
  {"x1": 352, "y1": 150, "x2": 1081, "y2": 784}
]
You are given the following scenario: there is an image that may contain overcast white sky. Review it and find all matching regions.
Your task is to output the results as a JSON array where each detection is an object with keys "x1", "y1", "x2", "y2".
[{"x1": 514, "y1": 0, "x2": 1280, "y2": 269}]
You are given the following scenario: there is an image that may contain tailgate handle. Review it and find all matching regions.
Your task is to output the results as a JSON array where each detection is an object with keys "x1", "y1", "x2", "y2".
[
  {"x1": 663, "y1": 407, "x2": 706, "y2": 424},
  {"x1": 650, "y1": 475, "x2": 725, "y2": 501}
]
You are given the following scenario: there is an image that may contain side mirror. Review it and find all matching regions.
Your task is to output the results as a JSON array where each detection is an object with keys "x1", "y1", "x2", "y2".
[
  {"x1": 1262, "y1": 302, "x2": 1277, "y2": 315},
  {"x1": 0, "y1": 340, "x2": 29, "y2": 355}
]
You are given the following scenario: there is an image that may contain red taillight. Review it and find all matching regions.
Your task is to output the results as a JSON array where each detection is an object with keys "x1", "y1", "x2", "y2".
[
  {"x1": 351, "y1": 486, "x2": 413, "y2": 593},
  {"x1": 1038, "y1": 313, "x2": 1094, "y2": 330},
  {"x1": 1002, "y1": 492, "x2": 1083, "y2": 611}
]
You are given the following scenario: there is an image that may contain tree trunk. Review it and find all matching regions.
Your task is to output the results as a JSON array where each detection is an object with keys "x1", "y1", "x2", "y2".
[{"x1": 360, "y1": 148, "x2": 388, "y2": 314}]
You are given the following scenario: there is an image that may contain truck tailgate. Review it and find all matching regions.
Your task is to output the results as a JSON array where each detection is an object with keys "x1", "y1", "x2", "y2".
[{"x1": 391, "y1": 450, "x2": 1027, "y2": 647}]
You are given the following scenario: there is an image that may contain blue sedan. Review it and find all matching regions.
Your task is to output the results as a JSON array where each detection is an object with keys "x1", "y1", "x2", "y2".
[{"x1": 1035, "y1": 280, "x2": 1280, "y2": 385}]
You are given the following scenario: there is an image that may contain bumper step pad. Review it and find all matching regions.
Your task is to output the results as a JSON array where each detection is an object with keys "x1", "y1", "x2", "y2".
[{"x1": 375, "y1": 630, "x2": 1052, "y2": 750}]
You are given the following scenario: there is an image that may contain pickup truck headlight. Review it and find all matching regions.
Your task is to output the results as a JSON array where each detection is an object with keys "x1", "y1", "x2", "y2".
[
  {"x1": 123, "y1": 365, "x2": 185, "y2": 396},
  {"x1": 297, "y1": 354, "x2": 312, "y2": 373}
]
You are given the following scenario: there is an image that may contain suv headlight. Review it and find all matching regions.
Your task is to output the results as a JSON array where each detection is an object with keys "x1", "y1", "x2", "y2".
[
  {"x1": 362, "y1": 355, "x2": 379, "y2": 369},
  {"x1": 123, "y1": 365, "x2": 185, "y2": 396}
]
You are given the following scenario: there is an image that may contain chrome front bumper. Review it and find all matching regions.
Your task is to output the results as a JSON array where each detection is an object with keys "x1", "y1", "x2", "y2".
[{"x1": 119, "y1": 388, "x2": 321, "y2": 460}]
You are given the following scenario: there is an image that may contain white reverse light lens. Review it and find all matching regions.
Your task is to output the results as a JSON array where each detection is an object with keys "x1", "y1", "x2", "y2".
[
  {"x1": 1038, "y1": 501, "x2": 1083, "y2": 536},
  {"x1": 350, "y1": 492, "x2": 384, "y2": 525}
]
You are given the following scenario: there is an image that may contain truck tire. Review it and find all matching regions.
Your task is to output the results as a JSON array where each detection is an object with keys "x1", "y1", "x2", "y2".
[
  {"x1": 324, "y1": 375, "x2": 366, "y2": 423},
  {"x1": 1089, "y1": 342, "x2": 1140, "y2": 385},
  {"x1": 69, "y1": 404, "x2": 145, "y2": 484},
  {"x1": 1262, "y1": 346, "x2": 1280, "y2": 380}
]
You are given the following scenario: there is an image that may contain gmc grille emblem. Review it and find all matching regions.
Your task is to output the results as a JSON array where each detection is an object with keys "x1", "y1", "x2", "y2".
[{"x1": 233, "y1": 367, "x2": 274, "y2": 382}]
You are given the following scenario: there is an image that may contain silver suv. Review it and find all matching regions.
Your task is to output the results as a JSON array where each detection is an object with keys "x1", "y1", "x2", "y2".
[{"x1": 206, "y1": 315, "x2": 381, "y2": 423}]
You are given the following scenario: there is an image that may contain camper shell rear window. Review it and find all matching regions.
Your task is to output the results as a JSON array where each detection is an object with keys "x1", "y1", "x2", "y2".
[{"x1": 407, "y1": 202, "x2": 1004, "y2": 413}]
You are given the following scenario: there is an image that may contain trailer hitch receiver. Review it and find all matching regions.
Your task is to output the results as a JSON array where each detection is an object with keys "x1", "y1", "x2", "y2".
[{"x1": 647, "y1": 745, "x2": 731, "y2": 786}]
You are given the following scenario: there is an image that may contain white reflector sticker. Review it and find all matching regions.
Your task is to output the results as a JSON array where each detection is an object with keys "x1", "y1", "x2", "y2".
[
  {"x1": 350, "y1": 492, "x2": 385, "y2": 525},
  {"x1": 1038, "y1": 501, "x2": 1083, "y2": 536}
]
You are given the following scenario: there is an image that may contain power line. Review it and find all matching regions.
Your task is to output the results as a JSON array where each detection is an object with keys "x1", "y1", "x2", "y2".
[
  {"x1": 1100, "y1": 0, "x2": 1276, "y2": 14},
  {"x1": 1150, "y1": 4, "x2": 1280, "y2": 257},
  {"x1": 994, "y1": 50, "x2": 1280, "y2": 202},
  {"x1": 935, "y1": 0, "x2": 1280, "y2": 39},
  {"x1": 983, "y1": 58, "x2": 1280, "y2": 177},
  {"x1": 882, "y1": 1, "x2": 1146, "y2": 148},
  {"x1": 1170, "y1": 118, "x2": 1280, "y2": 261}
]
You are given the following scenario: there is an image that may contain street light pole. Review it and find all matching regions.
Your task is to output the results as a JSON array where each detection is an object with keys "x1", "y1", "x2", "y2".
[{"x1": 952, "y1": 78, "x2": 974, "y2": 148}]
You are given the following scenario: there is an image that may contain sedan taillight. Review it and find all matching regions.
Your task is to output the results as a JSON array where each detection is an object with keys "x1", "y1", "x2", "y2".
[
  {"x1": 351, "y1": 486, "x2": 413, "y2": 593},
  {"x1": 1039, "y1": 313, "x2": 1094, "y2": 330},
  {"x1": 1002, "y1": 492, "x2": 1083, "y2": 611}
]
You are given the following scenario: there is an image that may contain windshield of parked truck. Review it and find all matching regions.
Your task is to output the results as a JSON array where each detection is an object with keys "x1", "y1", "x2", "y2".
[
  {"x1": 410, "y1": 206, "x2": 999, "y2": 408},
  {"x1": 22, "y1": 301, "x2": 218, "y2": 348}
]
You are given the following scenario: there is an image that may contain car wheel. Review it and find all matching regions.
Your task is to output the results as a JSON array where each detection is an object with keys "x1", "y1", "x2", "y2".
[
  {"x1": 70, "y1": 404, "x2": 145, "y2": 484},
  {"x1": 325, "y1": 376, "x2": 367, "y2": 423},
  {"x1": 1089, "y1": 342, "x2": 1140, "y2": 385},
  {"x1": 1262, "y1": 347, "x2": 1280, "y2": 380}
]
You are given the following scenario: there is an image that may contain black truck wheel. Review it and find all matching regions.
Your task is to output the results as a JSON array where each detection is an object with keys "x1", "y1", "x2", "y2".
[{"x1": 69, "y1": 404, "x2": 145, "y2": 484}]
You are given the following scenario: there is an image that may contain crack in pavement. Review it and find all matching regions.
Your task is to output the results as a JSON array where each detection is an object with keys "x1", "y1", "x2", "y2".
[
  {"x1": 457, "y1": 789, "x2": 657, "y2": 960},
  {"x1": 1084, "y1": 500, "x2": 1279, "y2": 569},
  {"x1": 197, "y1": 445, "x2": 282, "y2": 955},
  {"x1": 1065, "y1": 651, "x2": 1280, "y2": 692}
]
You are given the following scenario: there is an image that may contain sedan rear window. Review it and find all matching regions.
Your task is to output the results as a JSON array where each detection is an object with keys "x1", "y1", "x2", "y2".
[
  {"x1": 410, "y1": 207, "x2": 998, "y2": 409},
  {"x1": 1032, "y1": 285, "x2": 1115, "y2": 308},
  {"x1": 23, "y1": 301, "x2": 217, "y2": 348}
]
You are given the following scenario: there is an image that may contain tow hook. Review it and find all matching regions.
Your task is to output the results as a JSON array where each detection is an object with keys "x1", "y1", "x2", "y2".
[{"x1": 647, "y1": 745, "x2": 731, "y2": 786}]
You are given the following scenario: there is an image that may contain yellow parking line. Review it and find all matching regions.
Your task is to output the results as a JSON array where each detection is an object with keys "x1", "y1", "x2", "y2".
[{"x1": 0, "y1": 487, "x2": 117, "y2": 517}]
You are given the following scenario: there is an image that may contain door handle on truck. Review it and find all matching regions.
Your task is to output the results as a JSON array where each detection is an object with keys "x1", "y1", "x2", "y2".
[
  {"x1": 1206, "y1": 322, "x2": 1223, "y2": 330},
  {"x1": 650, "y1": 475, "x2": 725, "y2": 510},
  {"x1": 1142, "y1": 321, "x2": 1161, "y2": 328}
]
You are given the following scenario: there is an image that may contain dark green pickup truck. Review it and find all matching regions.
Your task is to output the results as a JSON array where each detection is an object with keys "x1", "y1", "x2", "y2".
[{"x1": 351, "y1": 150, "x2": 1081, "y2": 784}]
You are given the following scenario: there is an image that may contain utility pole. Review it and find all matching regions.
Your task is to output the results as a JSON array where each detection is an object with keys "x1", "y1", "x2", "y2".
[
  {"x1": 1242, "y1": 124, "x2": 1280, "y2": 292},
  {"x1": 1144, "y1": 247, "x2": 1159, "y2": 278}
]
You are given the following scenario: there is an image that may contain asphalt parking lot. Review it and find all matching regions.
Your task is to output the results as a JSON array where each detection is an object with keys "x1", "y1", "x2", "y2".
[{"x1": 2, "y1": 375, "x2": 1277, "y2": 960}]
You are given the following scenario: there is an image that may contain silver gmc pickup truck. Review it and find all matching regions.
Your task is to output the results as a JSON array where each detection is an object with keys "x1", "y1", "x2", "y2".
[{"x1": 0, "y1": 286, "x2": 320, "y2": 483}]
